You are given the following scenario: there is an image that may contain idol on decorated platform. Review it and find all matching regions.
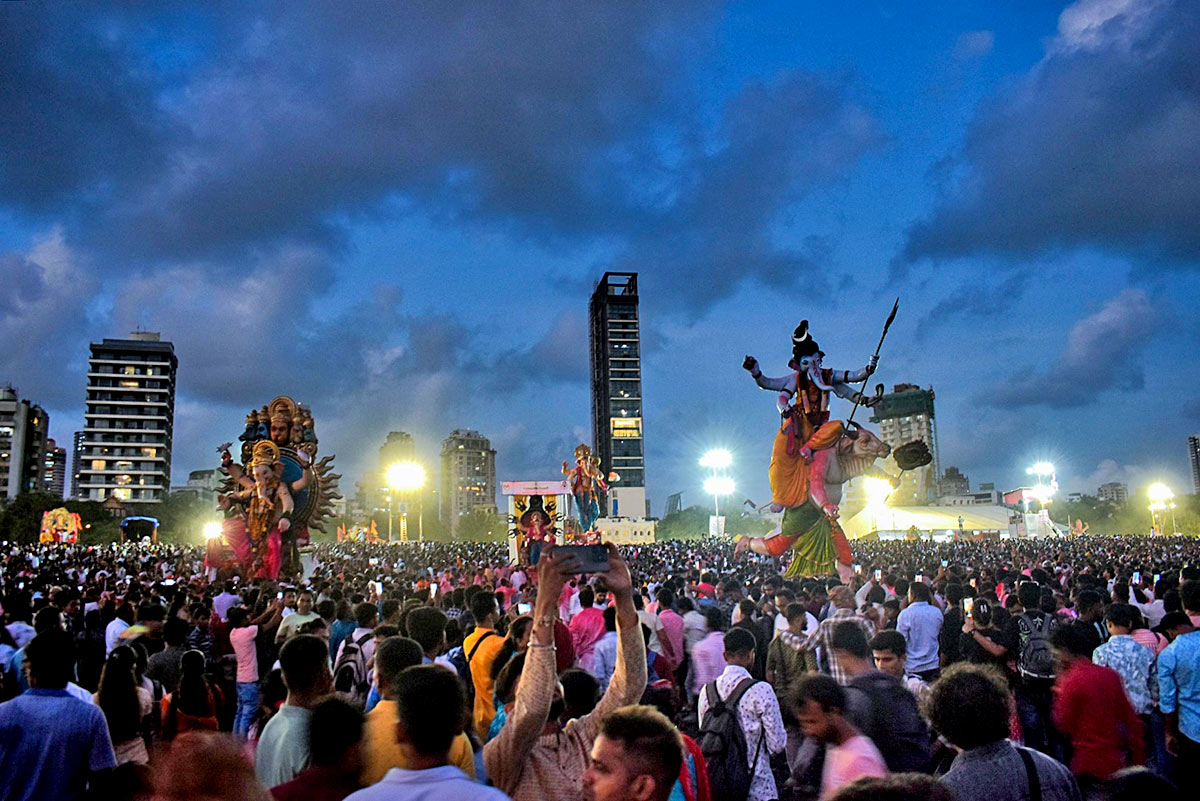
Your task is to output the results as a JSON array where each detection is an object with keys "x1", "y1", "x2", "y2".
[{"x1": 216, "y1": 395, "x2": 341, "y2": 579}]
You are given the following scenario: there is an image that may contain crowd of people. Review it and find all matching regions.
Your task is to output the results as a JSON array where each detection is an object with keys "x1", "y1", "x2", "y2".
[{"x1": 1, "y1": 533, "x2": 1198, "y2": 801}]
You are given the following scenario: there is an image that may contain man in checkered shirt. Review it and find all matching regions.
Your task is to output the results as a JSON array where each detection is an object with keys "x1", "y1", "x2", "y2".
[{"x1": 799, "y1": 586, "x2": 876, "y2": 685}]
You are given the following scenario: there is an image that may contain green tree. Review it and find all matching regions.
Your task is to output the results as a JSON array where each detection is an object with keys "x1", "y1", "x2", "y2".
[
  {"x1": 0, "y1": 491, "x2": 63, "y2": 543},
  {"x1": 456, "y1": 508, "x2": 508, "y2": 542}
]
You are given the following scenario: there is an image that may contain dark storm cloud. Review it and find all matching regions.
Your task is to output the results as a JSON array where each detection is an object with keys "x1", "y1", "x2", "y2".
[
  {"x1": 983, "y1": 288, "x2": 1157, "y2": 409},
  {"x1": 0, "y1": 9, "x2": 173, "y2": 213},
  {"x1": 625, "y1": 72, "x2": 879, "y2": 309},
  {"x1": 915, "y1": 273, "x2": 1029, "y2": 338},
  {"x1": 902, "y1": 0, "x2": 1200, "y2": 264}
]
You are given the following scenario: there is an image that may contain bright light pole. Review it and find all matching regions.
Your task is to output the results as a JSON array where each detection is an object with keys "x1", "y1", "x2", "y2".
[
  {"x1": 1025, "y1": 462, "x2": 1058, "y2": 532},
  {"x1": 387, "y1": 461, "x2": 426, "y2": 541},
  {"x1": 862, "y1": 477, "x2": 893, "y2": 536},
  {"x1": 1148, "y1": 483, "x2": 1175, "y2": 535},
  {"x1": 703, "y1": 476, "x2": 736, "y2": 518},
  {"x1": 700, "y1": 449, "x2": 734, "y2": 519}
]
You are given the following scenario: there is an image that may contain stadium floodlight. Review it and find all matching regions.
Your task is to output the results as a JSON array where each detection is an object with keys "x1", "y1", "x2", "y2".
[
  {"x1": 703, "y1": 475, "x2": 735, "y2": 518},
  {"x1": 1148, "y1": 482, "x2": 1174, "y2": 504},
  {"x1": 699, "y1": 449, "x2": 733, "y2": 470},
  {"x1": 386, "y1": 461, "x2": 426, "y2": 491},
  {"x1": 863, "y1": 477, "x2": 893, "y2": 507}
]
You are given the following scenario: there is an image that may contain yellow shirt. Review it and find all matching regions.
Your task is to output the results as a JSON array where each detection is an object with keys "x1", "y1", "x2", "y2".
[
  {"x1": 462, "y1": 627, "x2": 506, "y2": 737},
  {"x1": 362, "y1": 699, "x2": 476, "y2": 784}
]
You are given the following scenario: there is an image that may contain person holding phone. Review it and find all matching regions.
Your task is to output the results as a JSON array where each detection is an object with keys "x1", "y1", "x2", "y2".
[
  {"x1": 960, "y1": 600, "x2": 1007, "y2": 671},
  {"x1": 483, "y1": 544, "x2": 647, "y2": 801}
]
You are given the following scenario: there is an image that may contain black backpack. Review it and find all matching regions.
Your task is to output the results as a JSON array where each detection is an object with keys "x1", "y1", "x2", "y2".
[
  {"x1": 699, "y1": 678, "x2": 764, "y2": 801},
  {"x1": 847, "y1": 671, "x2": 930, "y2": 773},
  {"x1": 449, "y1": 630, "x2": 499, "y2": 709},
  {"x1": 1016, "y1": 612, "x2": 1057, "y2": 679}
]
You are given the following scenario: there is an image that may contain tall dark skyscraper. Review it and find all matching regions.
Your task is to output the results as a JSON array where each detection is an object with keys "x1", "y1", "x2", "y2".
[
  {"x1": 589, "y1": 272, "x2": 646, "y2": 518},
  {"x1": 1189, "y1": 435, "x2": 1200, "y2": 496}
]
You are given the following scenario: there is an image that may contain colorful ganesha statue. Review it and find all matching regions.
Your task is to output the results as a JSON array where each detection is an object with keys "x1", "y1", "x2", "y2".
[{"x1": 217, "y1": 395, "x2": 340, "y2": 579}]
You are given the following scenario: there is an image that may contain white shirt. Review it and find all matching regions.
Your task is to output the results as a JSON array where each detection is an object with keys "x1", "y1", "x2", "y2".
[
  {"x1": 212, "y1": 592, "x2": 241, "y2": 621},
  {"x1": 638, "y1": 609, "x2": 664, "y2": 653},
  {"x1": 775, "y1": 610, "x2": 820, "y2": 639},
  {"x1": 697, "y1": 665, "x2": 787, "y2": 801},
  {"x1": 105, "y1": 618, "x2": 130, "y2": 655}
]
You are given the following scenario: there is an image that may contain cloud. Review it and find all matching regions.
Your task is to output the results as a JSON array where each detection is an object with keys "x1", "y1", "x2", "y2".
[
  {"x1": 902, "y1": 0, "x2": 1200, "y2": 264},
  {"x1": 983, "y1": 288, "x2": 1157, "y2": 408},
  {"x1": 0, "y1": 229, "x2": 98, "y2": 406},
  {"x1": 953, "y1": 30, "x2": 995, "y2": 60},
  {"x1": 916, "y1": 273, "x2": 1029, "y2": 338}
]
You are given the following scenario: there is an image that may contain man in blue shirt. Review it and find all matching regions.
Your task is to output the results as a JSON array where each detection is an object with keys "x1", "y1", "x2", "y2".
[
  {"x1": 896, "y1": 581, "x2": 944, "y2": 681},
  {"x1": 1159, "y1": 591, "x2": 1200, "y2": 793},
  {"x1": 0, "y1": 629, "x2": 117, "y2": 801},
  {"x1": 346, "y1": 664, "x2": 508, "y2": 801}
]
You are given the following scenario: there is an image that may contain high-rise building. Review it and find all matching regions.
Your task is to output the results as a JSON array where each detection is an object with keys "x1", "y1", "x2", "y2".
[
  {"x1": 937, "y1": 466, "x2": 970, "y2": 497},
  {"x1": 70, "y1": 430, "x2": 85, "y2": 500},
  {"x1": 1189, "y1": 435, "x2": 1200, "y2": 496},
  {"x1": 869, "y1": 383, "x2": 939, "y2": 504},
  {"x1": 42, "y1": 438, "x2": 67, "y2": 498},
  {"x1": 1097, "y1": 482, "x2": 1129, "y2": 506},
  {"x1": 0, "y1": 386, "x2": 49, "y2": 499},
  {"x1": 588, "y1": 272, "x2": 646, "y2": 518},
  {"x1": 77, "y1": 332, "x2": 178, "y2": 503},
  {"x1": 440, "y1": 429, "x2": 496, "y2": 536}
]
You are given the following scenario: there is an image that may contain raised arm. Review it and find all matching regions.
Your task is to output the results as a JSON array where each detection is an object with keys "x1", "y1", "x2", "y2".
[
  {"x1": 484, "y1": 548, "x2": 572, "y2": 793},
  {"x1": 572, "y1": 544, "x2": 648, "y2": 743},
  {"x1": 743, "y1": 356, "x2": 795, "y2": 394}
]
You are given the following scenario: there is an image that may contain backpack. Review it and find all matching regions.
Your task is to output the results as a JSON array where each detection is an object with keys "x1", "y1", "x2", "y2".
[
  {"x1": 846, "y1": 672, "x2": 930, "y2": 773},
  {"x1": 698, "y1": 678, "x2": 764, "y2": 801},
  {"x1": 1016, "y1": 612, "x2": 1057, "y2": 679},
  {"x1": 449, "y1": 630, "x2": 499, "y2": 709},
  {"x1": 333, "y1": 632, "x2": 373, "y2": 704}
]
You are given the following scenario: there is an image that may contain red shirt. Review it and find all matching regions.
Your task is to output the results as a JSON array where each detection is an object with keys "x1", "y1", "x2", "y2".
[{"x1": 1052, "y1": 658, "x2": 1145, "y2": 779}]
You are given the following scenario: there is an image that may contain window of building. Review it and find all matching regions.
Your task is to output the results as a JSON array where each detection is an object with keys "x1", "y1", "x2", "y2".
[{"x1": 91, "y1": 459, "x2": 106, "y2": 471}]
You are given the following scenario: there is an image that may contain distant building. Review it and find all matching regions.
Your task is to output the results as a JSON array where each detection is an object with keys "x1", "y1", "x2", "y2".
[
  {"x1": 440, "y1": 429, "x2": 497, "y2": 537},
  {"x1": 355, "y1": 431, "x2": 419, "y2": 524},
  {"x1": 1097, "y1": 482, "x2": 1129, "y2": 506},
  {"x1": 42, "y1": 438, "x2": 67, "y2": 498},
  {"x1": 77, "y1": 332, "x2": 178, "y2": 503},
  {"x1": 172, "y1": 468, "x2": 222, "y2": 508},
  {"x1": 869, "y1": 383, "x2": 939, "y2": 504},
  {"x1": 589, "y1": 272, "x2": 647, "y2": 519},
  {"x1": 1189, "y1": 435, "x2": 1200, "y2": 495},
  {"x1": 937, "y1": 466, "x2": 970, "y2": 497},
  {"x1": 936, "y1": 490, "x2": 1002, "y2": 506},
  {"x1": 0, "y1": 386, "x2": 49, "y2": 499},
  {"x1": 70, "y1": 430, "x2": 85, "y2": 500}
]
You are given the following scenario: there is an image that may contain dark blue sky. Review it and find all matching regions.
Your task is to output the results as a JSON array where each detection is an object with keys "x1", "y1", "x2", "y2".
[{"x1": 2, "y1": 1, "x2": 1198, "y2": 511}]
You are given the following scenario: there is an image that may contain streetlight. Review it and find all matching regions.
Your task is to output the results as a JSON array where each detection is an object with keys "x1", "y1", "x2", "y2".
[
  {"x1": 1148, "y1": 483, "x2": 1176, "y2": 535},
  {"x1": 703, "y1": 476, "x2": 735, "y2": 518},
  {"x1": 699, "y1": 450, "x2": 732, "y2": 470},
  {"x1": 862, "y1": 476, "x2": 893, "y2": 537},
  {"x1": 1025, "y1": 462, "x2": 1059, "y2": 532},
  {"x1": 386, "y1": 461, "x2": 426, "y2": 541}
]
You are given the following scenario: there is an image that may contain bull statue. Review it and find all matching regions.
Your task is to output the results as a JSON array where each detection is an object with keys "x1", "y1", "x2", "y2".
[{"x1": 737, "y1": 422, "x2": 900, "y2": 580}]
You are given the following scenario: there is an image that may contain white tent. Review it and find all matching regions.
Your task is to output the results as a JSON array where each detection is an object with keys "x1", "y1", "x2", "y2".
[{"x1": 842, "y1": 505, "x2": 1012, "y2": 540}]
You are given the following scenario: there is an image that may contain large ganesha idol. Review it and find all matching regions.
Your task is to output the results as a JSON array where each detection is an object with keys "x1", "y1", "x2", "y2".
[{"x1": 217, "y1": 396, "x2": 341, "y2": 579}]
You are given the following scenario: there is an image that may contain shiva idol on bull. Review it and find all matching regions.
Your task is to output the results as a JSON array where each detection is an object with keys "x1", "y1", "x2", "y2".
[{"x1": 734, "y1": 315, "x2": 930, "y2": 581}]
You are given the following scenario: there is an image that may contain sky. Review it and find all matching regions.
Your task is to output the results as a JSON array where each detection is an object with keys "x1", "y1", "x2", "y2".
[{"x1": 2, "y1": 0, "x2": 1199, "y2": 513}]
